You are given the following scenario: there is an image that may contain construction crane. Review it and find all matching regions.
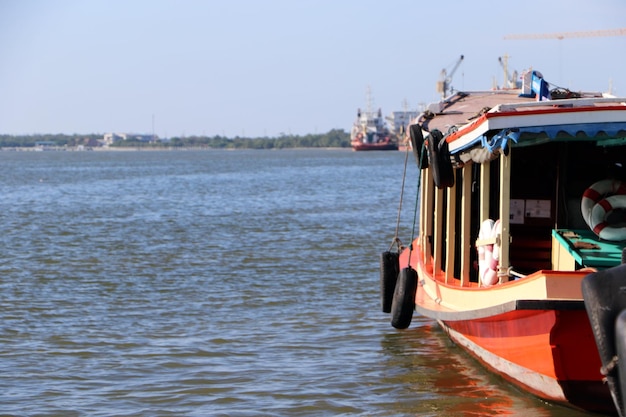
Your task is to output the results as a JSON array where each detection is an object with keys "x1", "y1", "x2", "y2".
[
  {"x1": 497, "y1": 55, "x2": 520, "y2": 89},
  {"x1": 503, "y1": 28, "x2": 625, "y2": 91},
  {"x1": 504, "y1": 28, "x2": 626, "y2": 40},
  {"x1": 437, "y1": 55, "x2": 464, "y2": 98}
]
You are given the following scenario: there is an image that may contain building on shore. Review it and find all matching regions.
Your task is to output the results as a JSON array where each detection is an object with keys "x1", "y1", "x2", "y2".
[{"x1": 102, "y1": 133, "x2": 159, "y2": 146}]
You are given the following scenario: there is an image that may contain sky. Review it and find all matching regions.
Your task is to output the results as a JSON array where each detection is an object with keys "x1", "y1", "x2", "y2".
[{"x1": 1, "y1": 0, "x2": 625, "y2": 139}]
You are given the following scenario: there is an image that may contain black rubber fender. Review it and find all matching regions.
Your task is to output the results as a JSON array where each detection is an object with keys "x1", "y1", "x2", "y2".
[
  {"x1": 409, "y1": 124, "x2": 428, "y2": 169},
  {"x1": 391, "y1": 267, "x2": 417, "y2": 329},
  {"x1": 425, "y1": 130, "x2": 440, "y2": 185},
  {"x1": 582, "y1": 265, "x2": 626, "y2": 369},
  {"x1": 437, "y1": 137, "x2": 455, "y2": 188},
  {"x1": 616, "y1": 310, "x2": 626, "y2": 417},
  {"x1": 582, "y1": 264, "x2": 626, "y2": 414},
  {"x1": 426, "y1": 129, "x2": 454, "y2": 189},
  {"x1": 380, "y1": 251, "x2": 399, "y2": 313}
]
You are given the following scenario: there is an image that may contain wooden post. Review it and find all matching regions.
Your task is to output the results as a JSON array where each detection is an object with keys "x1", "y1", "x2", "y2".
[
  {"x1": 478, "y1": 161, "x2": 490, "y2": 287},
  {"x1": 498, "y1": 151, "x2": 511, "y2": 283},
  {"x1": 461, "y1": 165, "x2": 472, "y2": 285},
  {"x1": 419, "y1": 169, "x2": 426, "y2": 256},
  {"x1": 480, "y1": 161, "x2": 490, "y2": 221},
  {"x1": 434, "y1": 187, "x2": 444, "y2": 278},
  {"x1": 421, "y1": 169, "x2": 434, "y2": 264},
  {"x1": 445, "y1": 184, "x2": 456, "y2": 284}
]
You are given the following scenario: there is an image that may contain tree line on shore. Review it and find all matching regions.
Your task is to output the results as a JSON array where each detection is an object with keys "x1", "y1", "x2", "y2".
[{"x1": 0, "y1": 129, "x2": 351, "y2": 149}]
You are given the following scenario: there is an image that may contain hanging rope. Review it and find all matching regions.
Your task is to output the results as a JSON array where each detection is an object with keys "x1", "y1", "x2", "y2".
[
  {"x1": 389, "y1": 144, "x2": 410, "y2": 253},
  {"x1": 389, "y1": 127, "x2": 429, "y2": 258},
  {"x1": 406, "y1": 139, "x2": 426, "y2": 266}
]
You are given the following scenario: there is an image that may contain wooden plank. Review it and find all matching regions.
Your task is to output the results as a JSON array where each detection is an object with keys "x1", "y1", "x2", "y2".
[
  {"x1": 415, "y1": 283, "x2": 585, "y2": 321},
  {"x1": 421, "y1": 168, "x2": 434, "y2": 263},
  {"x1": 480, "y1": 161, "x2": 490, "y2": 221},
  {"x1": 434, "y1": 187, "x2": 444, "y2": 276},
  {"x1": 461, "y1": 165, "x2": 472, "y2": 285},
  {"x1": 499, "y1": 152, "x2": 511, "y2": 283},
  {"x1": 445, "y1": 185, "x2": 456, "y2": 283},
  {"x1": 479, "y1": 161, "x2": 490, "y2": 287}
]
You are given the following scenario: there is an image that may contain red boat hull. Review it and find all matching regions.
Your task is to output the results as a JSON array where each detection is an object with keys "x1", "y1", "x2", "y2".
[
  {"x1": 440, "y1": 309, "x2": 614, "y2": 413},
  {"x1": 397, "y1": 241, "x2": 616, "y2": 414},
  {"x1": 351, "y1": 141, "x2": 398, "y2": 151}
]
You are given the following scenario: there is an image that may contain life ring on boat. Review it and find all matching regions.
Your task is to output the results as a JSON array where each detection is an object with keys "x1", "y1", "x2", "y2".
[
  {"x1": 390, "y1": 266, "x2": 417, "y2": 329},
  {"x1": 426, "y1": 129, "x2": 454, "y2": 189},
  {"x1": 409, "y1": 124, "x2": 428, "y2": 169},
  {"x1": 491, "y1": 219, "x2": 501, "y2": 277},
  {"x1": 477, "y1": 219, "x2": 494, "y2": 284},
  {"x1": 581, "y1": 179, "x2": 626, "y2": 228},
  {"x1": 380, "y1": 251, "x2": 399, "y2": 313},
  {"x1": 480, "y1": 219, "x2": 501, "y2": 286},
  {"x1": 589, "y1": 195, "x2": 626, "y2": 241}
]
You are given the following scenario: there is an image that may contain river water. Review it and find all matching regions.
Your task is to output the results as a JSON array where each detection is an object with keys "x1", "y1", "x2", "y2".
[{"x1": 0, "y1": 149, "x2": 594, "y2": 416}]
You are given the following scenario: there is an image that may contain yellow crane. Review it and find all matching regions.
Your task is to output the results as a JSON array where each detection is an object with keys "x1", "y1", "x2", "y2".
[{"x1": 504, "y1": 28, "x2": 626, "y2": 40}]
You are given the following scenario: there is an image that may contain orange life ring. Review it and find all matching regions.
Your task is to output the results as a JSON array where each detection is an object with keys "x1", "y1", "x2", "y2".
[{"x1": 590, "y1": 195, "x2": 626, "y2": 241}]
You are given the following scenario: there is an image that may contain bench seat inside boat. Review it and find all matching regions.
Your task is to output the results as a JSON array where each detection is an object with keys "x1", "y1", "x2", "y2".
[{"x1": 552, "y1": 229, "x2": 623, "y2": 270}]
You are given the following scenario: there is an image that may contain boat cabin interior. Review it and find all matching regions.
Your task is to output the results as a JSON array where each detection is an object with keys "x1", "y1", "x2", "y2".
[{"x1": 418, "y1": 138, "x2": 626, "y2": 286}]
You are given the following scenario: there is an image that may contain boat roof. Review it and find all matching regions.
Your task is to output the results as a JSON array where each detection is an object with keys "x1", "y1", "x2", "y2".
[
  {"x1": 418, "y1": 89, "x2": 626, "y2": 162},
  {"x1": 422, "y1": 90, "x2": 536, "y2": 133}
]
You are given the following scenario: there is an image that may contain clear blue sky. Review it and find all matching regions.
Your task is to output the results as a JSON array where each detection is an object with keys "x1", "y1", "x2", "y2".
[{"x1": 1, "y1": 0, "x2": 625, "y2": 138}]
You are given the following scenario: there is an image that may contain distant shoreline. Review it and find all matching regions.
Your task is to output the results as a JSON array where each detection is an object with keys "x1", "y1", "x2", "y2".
[{"x1": 0, "y1": 146, "x2": 353, "y2": 152}]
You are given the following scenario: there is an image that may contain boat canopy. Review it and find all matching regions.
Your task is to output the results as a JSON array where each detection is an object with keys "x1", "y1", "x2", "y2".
[
  {"x1": 418, "y1": 88, "x2": 626, "y2": 166},
  {"x1": 471, "y1": 120, "x2": 626, "y2": 155}
]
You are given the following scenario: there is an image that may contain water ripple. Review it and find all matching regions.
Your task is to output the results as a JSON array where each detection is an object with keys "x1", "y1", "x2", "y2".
[{"x1": 0, "y1": 150, "x2": 589, "y2": 416}]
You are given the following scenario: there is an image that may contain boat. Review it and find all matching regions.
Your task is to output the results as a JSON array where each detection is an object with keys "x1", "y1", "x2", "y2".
[
  {"x1": 387, "y1": 108, "x2": 420, "y2": 152},
  {"x1": 350, "y1": 106, "x2": 397, "y2": 151},
  {"x1": 350, "y1": 88, "x2": 397, "y2": 151},
  {"x1": 380, "y1": 68, "x2": 626, "y2": 415}
]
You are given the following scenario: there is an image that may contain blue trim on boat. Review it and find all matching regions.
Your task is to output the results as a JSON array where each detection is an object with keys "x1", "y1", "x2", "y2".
[{"x1": 449, "y1": 122, "x2": 626, "y2": 155}]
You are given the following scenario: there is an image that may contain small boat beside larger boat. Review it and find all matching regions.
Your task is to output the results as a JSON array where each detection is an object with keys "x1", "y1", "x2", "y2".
[{"x1": 381, "y1": 67, "x2": 626, "y2": 415}]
